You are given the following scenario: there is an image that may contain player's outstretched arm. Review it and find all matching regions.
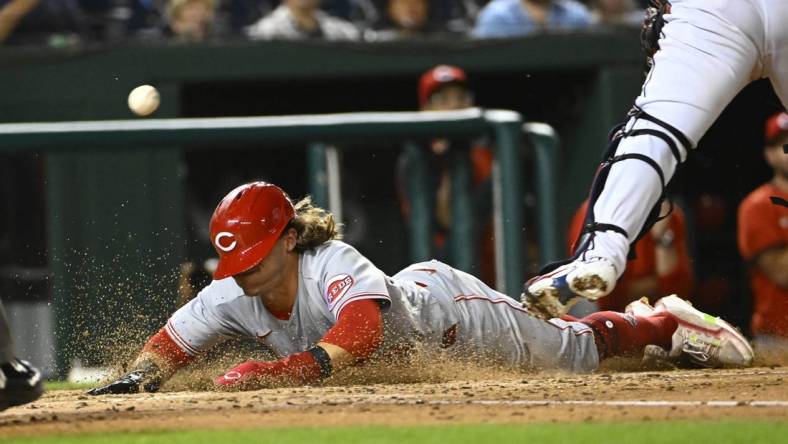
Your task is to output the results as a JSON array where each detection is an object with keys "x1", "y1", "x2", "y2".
[
  {"x1": 88, "y1": 328, "x2": 193, "y2": 395},
  {"x1": 215, "y1": 299, "x2": 383, "y2": 389}
]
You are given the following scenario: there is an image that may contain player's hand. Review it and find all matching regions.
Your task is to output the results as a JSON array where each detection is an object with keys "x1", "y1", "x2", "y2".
[
  {"x1": 214, "y1": 361, "x2": 270, "y2": 389},
  {"x1": 87, "y1": 371, "x2": 144, "y2": 395},
  {"x1": 87, "y1": 370, "x2": 161, "y2": 395},
  {"x1": 216, "y1": 352, "x2": 323, "y2": 390}
]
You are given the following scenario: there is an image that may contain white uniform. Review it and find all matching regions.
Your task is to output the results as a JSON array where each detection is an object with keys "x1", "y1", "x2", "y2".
[
  {"x1": 166, "y1": 241, "x2": 599, "y2": 373},
  {"x1": 584, "y1": 0, "x2": 788, "y2": 276}
]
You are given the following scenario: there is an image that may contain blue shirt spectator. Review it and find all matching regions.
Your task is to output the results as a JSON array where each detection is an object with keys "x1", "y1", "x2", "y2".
[{"x1": 472, "y1": 0, "x2": 591, "y2": 38}]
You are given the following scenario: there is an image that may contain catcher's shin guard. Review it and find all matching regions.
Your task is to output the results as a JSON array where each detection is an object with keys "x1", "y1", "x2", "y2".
[
  {"x1": 523, "y1": 108, "x2": 691, "y2": 318},
  {"x1": 562, "y1": 106, "x2": 690, "y2": 271}
]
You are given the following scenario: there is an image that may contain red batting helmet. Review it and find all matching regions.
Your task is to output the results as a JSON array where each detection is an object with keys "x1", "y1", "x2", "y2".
[
  {"x1": 418, "y1": 65, "x2": 467, "y2": 107},
  {"x1": 765, "y1": 111, "x2": 788, "y2": 145},
  {"x1": 209, "y1": 182, "x2": 295, "y2": 280}
]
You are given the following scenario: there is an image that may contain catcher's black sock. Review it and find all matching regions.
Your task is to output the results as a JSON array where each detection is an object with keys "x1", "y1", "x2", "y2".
[{"x1": 580, "y1": 311, "x2": 677, "y2": 359}]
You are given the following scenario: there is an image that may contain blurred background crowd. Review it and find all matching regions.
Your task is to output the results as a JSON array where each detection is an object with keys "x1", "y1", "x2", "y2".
[{"x1": 0, "y1": 0, "x2": 651, "y2": 46}]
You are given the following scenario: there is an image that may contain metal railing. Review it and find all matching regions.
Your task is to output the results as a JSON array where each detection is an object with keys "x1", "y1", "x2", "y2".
[{"x1": 525, "y1": 122, "x2": 561, "y2": 265}]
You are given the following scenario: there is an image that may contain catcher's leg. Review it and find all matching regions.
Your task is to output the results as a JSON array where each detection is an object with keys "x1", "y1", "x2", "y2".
[
  {"x1": 762, "y1": 0, "x2": 788, "y2": 110},
  {"x1": 523, "y1": 0, "x2": 762, "y2": 318}
]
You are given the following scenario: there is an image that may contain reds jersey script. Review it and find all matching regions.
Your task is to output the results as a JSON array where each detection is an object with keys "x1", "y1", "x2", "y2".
[{"x1": 166, "y1": 241, "x2": 598, "y2": 373}]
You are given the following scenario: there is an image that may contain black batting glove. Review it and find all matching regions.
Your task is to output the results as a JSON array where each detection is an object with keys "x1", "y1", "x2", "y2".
[{"x1": 87, "y1": 369, "x2": 161, "y2": 395}]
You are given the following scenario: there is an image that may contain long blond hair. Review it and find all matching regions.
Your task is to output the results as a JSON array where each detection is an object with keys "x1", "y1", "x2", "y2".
[{"x1": 288, "y1": 196, "x2": 342, "y2": 252}]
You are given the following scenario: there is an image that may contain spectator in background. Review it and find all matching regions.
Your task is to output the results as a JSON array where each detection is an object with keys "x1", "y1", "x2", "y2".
[
  {"x1": 0, "y1": 0, "x2": 39, "y2": 43},
  {"x1": 589, "y1": 0, "x2": 642, "y2": 27},
  {"x1": 130, "y1": 0, "x2": 218, "y2": 41},
  {"x1": 370, "y1": 0, "x2": 438, "y2": 40},
  {"x1": 568, "y1": 200, "x2": 694, "y2": 312},
  {"x1": 166, "y1": 0, "x2": 215, "y2": 41},
  {"x1": 397, "y1": 65, "x2": 496, "y2": 285},
  {"x1": 127, "y1": 0, "x2": 166, "y2": 37},
  {"x1": 449, "y1": 0, "x2": 483, "y2": 26},
  {"x1": 738, "y1": 112, "x2": 788, "y2": 349},
  {"x1": 246, "y1": 0, "x2": 360, "y2": 41},
  {"x1": 472, "y1": 0, "x2": 591, "y2": 39}
]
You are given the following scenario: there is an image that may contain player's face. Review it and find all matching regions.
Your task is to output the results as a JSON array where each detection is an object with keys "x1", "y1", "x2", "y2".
[
  {"x1": 388, "y1": 0, "x2": 428, "y2": 31},
  {"x1": 286, "y1": 0, "x2": 319, "y2": 11},
  {"x1": 423, "y1": 84, "x2": 472, "y2": 111},
  {"x1": 232, "y1": 229, "x2": 298, "y2": 299},
  {"x1": 766, "y1": 136, "x2": 788, "y2": 179},
  {"x1": 170, "y1": 1, "x2": 214, "y2": 42}
]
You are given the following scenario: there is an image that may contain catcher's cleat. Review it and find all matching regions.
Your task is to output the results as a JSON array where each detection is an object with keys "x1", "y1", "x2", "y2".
[
  {"x1": 522, "y1": 257, "x2": 617, "y2": 319},
  {"x1": 0, "y1": 358, "x2": 44, "y2": 412},
  {"x1": 649, "y1": 295, "x2": 754, "y2": 368}
]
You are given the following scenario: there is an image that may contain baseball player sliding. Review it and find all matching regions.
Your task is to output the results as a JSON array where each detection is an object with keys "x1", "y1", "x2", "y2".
[
  {"x1": 525, "y1": 0, "x2": 788, "y2": 318},
  {"x1": 90, "y1": 182, "x2": 752, "y2": 394}
]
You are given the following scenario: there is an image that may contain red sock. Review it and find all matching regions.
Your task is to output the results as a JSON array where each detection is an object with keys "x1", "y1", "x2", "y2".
[{"x1": 579, "y1": 311, "x2": 677, "y2": 359}]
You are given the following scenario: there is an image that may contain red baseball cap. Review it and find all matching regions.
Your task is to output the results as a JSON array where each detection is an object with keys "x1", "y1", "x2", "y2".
[
  {"x1": 418, "y1": 65, "x2": 467, "y2": 107},
  {"x1": 765, "y1": 111, "x2": 788, "y2": 145},
  {"x1": 209, "y1": 182, "x2": 295, "y2": 280}
]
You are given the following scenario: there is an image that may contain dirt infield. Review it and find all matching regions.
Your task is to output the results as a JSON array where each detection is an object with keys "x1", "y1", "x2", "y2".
[{"x1": 1, "y1": 362, "x2": 786, "y2": 438}]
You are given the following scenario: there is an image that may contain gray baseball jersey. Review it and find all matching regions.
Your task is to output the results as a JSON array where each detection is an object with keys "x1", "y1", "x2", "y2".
[{"x1": 166, "y1": 241, "x2": 598, "y2": 372}]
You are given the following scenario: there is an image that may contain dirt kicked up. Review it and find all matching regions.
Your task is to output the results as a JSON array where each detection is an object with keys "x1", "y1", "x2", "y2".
[{"x1": 1, "y1": 363, "x2": 786, "y2": 439}]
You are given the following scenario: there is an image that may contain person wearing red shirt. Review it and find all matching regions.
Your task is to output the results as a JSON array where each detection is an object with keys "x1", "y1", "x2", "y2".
[
  {"x1": 738, "y1": 112, "x2": 788, "y2": 347},
  {"x1": 568, "y1": 199, "x2": 694, "y2": 312},
  {"x1": 397, "y1": 65, "x2": 496, "y2": 285}
]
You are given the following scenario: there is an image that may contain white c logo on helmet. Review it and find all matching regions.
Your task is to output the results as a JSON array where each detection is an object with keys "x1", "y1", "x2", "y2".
[{"x1": 214, "y1": 232, "x2": 237, "y2": 252}]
